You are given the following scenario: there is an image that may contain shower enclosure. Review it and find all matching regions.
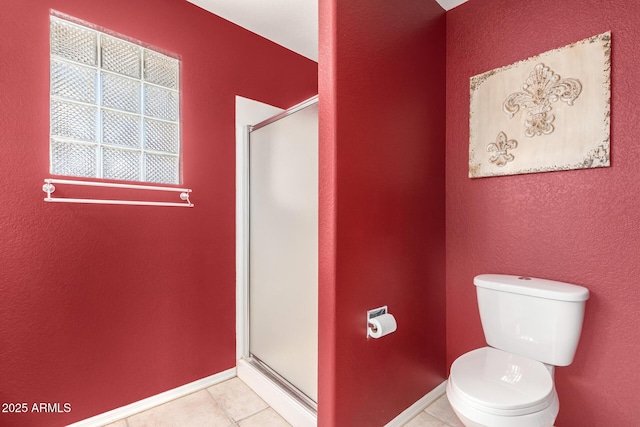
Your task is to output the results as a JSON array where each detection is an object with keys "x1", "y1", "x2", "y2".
[{"x1": 237, "y1": 95, "x2": 318, "y2": 424}]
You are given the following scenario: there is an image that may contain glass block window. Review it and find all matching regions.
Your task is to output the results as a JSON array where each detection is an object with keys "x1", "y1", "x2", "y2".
[{"x1": 50, "y1": 13, "x2": 181, "y2": 184}]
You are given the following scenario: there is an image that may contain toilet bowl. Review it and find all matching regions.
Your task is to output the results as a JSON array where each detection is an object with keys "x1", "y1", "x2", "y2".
[
  {"x1": 446, "y1": 347, "x2": 558, "y2": 427},
  {"x1": 446, "y1": 274, "x2": 589, "y2": 427}
]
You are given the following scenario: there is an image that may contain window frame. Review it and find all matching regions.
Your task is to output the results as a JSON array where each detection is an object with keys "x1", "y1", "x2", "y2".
[{"x1": 49, "y1": 11, "x2": 182, "y2": 185}]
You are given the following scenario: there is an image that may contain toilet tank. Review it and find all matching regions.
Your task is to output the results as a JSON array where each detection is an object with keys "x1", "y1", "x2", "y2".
[{"x1": 475, "y1": 274, "x2": 589, "y2": 366}]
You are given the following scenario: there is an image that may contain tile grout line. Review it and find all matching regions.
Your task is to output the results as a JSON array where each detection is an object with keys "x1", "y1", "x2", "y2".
[
  {"x1": 234, "y1": 406, "x2": 273, "y2": 424},
  {"x1": 206, "y1": 379, "x2": 275, "y2": 425},
  {"x1": 113, "y1": 412, "x2": 129, "y2": 427},
  {"x1": 423, "y1": 396, "x2": 461, "y2": 427},
  {"x1": 204, "y1": 385, "x2": 238, "y2": 426}
]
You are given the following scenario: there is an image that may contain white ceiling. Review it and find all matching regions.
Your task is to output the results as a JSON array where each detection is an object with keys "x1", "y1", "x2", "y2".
[
  {"x1": 186, "y1": 0, "x2": 468, "y2": 62},
  {"x1": 435, "y1": 0, "x2": 469, "y2": 11}
]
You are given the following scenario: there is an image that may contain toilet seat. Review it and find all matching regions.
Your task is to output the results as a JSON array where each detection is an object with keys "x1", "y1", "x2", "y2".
[{"x1": 448, "y1": 347, "x2": 555, "y2": 416}]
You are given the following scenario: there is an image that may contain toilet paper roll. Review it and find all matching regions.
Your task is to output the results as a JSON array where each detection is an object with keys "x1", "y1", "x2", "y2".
[{"x1": 368, "y1": 313, "x2": 397, "y2": 338}]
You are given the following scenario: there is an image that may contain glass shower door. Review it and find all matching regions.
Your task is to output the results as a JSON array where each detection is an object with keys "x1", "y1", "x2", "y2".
[{"x1": 248, "y1": 99, "x2": 318, "y2": 403}]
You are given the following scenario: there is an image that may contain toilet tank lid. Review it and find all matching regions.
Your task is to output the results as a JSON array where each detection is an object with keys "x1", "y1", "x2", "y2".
[{"x1": 474, "y1": 274, "x2": 589, "y2": 302}]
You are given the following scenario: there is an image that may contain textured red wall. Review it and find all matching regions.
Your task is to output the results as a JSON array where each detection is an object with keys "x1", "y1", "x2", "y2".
[
  {"x1": 0, "y1": 1, "x2": 317, "y2": 426},
  {"x1": 446, "y1": 0, "x2": 640, "y2": 425},
  {"x1": 318, "y1": 0, "x2": 446, "y2": 425}
]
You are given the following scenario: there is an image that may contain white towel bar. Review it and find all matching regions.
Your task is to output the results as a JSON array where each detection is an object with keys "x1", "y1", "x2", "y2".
[{"x1": 42, "y1": 178, "x2": 194, "y2": 207}]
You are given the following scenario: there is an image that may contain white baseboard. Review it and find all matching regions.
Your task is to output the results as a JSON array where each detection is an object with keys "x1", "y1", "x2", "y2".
[
  {"x1": 385, "y1": 380, "x2": 448, "y2": 427},
  {"x1": 67, "y1": 368, "x2": 445, "y2": 427},
  {"x1": 237, "y1": 359, "x2": 317, "y2": 427},
  {"x1": 66, "y1": 368, "x2": 236, "y2": 427}
]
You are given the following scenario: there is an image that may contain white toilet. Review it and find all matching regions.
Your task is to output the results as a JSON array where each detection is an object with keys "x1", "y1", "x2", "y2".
[{"x1": 446, "y1": 274, "x2": 589, "y2": 427}]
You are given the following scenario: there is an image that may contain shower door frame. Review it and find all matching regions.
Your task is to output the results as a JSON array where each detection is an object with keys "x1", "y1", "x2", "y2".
[{"x1": 235, "y1": 95, "x2": 318, "y2": 427}]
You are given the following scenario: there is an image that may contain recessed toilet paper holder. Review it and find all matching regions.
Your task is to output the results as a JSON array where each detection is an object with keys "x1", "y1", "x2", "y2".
[{"x1": 366, "y1": 306, "x2": 387, "y2": 337}]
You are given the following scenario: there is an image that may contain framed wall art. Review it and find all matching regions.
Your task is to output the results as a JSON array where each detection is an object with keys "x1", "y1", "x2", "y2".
[{"x1": 469, "y1": 32, "x2": 611, "y2": 178}]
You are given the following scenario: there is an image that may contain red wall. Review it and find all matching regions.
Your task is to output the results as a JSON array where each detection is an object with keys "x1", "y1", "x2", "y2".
[
  {"x1": 318, "y1": 0, "x2": 446, "y2": 425},
  {"x1": 446, "y1": 0, "x2": 640, "y2": 425},
  {"x1": 0, "y1": 1, "x2": 317, "y2": 426}
]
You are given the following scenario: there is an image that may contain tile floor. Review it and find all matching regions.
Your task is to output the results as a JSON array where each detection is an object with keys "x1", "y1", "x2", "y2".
[
  {"x1": 101, "y1": 377, "x2": 463, "y2": 427},
  {"x1": 403, "y1": 394, "x2": 464, "y2": 427}
]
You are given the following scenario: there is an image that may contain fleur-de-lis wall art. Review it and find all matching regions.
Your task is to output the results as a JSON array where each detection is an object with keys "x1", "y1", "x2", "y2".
[
  {"x1": 487, "y1": 132, "x2": 518, "y2": 167},
  {"x1": 503, "y1": 63, "x2": 582, "y2": 137},
  {"x1": 468, "y1": 32, "x2": 611, "y2": 178}
]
